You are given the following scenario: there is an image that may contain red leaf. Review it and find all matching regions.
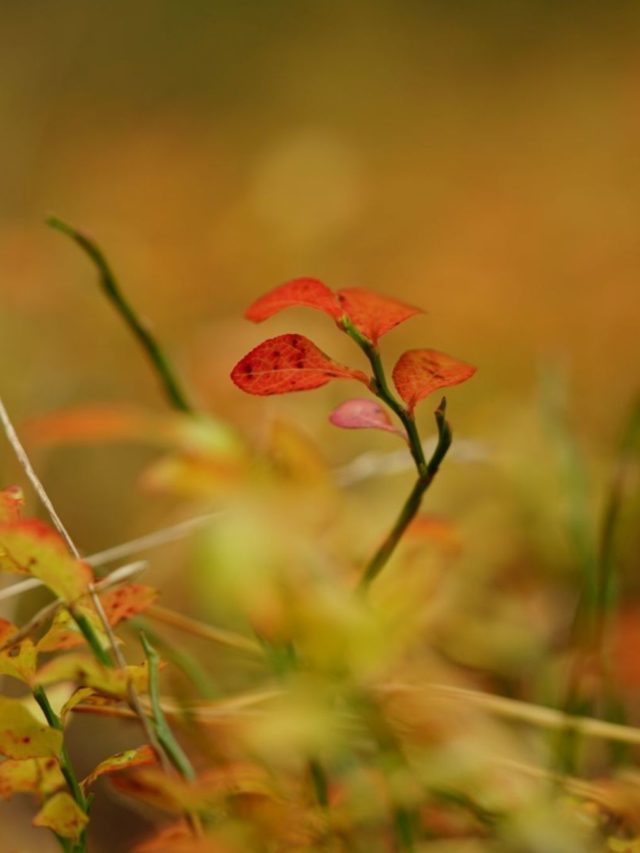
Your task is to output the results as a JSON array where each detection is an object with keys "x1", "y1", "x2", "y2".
[
  {"x1": 245, "y1": 278, "x2": 342, "y2": 323},
  {"x1": 392, "y1": 349, "x2": 476, "y2": 412},
  {"x1": 329, "y1": 399, "x2": 406, "y2": 438},
  {"x1": 337, "y1": 288, "x2": 423, "y2": 343},
  {"x1": 231, "y1": 334, "x2": 368, "y2": 396}
]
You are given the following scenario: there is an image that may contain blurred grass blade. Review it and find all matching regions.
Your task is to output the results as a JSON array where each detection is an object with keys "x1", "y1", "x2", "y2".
[{"x1": 47, "y1": 216, "x2": 194, "y2": 415}]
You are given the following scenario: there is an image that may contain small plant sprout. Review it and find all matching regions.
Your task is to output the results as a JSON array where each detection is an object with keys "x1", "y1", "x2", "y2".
[{"x1": 231, "y1": 278, "x2": 476, "y2": 590}]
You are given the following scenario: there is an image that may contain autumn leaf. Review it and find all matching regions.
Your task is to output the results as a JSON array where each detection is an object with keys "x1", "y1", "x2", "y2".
[
  {"x1": 37, "y1": 608, "x2": 107, "y2": 654},
  {"x1": 0, "y1": 620, "x2": 37, "y2": 684},
  {"x1": 33, "y1": 791, "x2": 89, "y2": 841},
  {"x1": 98, "y1": 583, "x2": 158, "y2": 626},
  {"x1": 82, "y1": 745, "x2": 157, "y2": 791},
  {"x1": 329, "y1": 399, "x2": 406, "y2": 438},
  {"x1": 60, "y1": 688, "x2": 97, "y2": 723},
  {"x1": 0, "y1": 697, "x2": 62, "y2": 759},
  {"x1": 245, "y1": 278, "x2": 342, "y2": 323},
  {"x1": 0, "y1": 757, "x2": 65, "y2": 799},
  {"x1": 0, "y1": 486, "x2": 23, "y2": 523},
  {"x1": 337, "y1": 287, "x2": 423, "y2": 343},
  {"x1": 392, "y1": 348, "x2": 476, "y2": 412},
  {"x1": 36, "y1": 653, "x2": 151, "y2": 698},
  {"x1": 0, "y1": 519, "x2": 92, "y2": 602},
  {"x1": 231, "y1": 334, "x2": 368, "y2": 396}
]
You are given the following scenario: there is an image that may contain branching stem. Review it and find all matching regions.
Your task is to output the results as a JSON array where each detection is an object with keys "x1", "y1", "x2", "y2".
[{"x1": 341, "y1": 321, "x2": 452, "y2": 591}]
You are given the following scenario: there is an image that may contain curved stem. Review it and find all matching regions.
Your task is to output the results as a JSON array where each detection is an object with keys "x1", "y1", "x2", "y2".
[
  {"x1": 47, "y1": 216, "x2": 194, "y2": 415},
  {"x1": 357, "y1": 399, "x2": 451, "y2": 592},
  {"x1": 33, "y1": 685, "x2": 88, "y2": 852},
  {"x1": 341, "y1": 319, "x2": 452, "y2": 591}
]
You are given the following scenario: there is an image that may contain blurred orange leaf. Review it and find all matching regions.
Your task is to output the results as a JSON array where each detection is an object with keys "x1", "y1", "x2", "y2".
[
  {"x1": 99, "y1": 583, "x2": 158, "y2": 626},
  {"x1": 0, "y1": 486, "x2": 23, "y2": 523},
  {"x1": 392, "y1": 349, "x2": 476, "y2": 412},
  {"x1": 82, "y1": 744, "x2": 157, "y2": 791},
  {"x1": 231, "y1": 334, "x2": 368, "y2": 396}
]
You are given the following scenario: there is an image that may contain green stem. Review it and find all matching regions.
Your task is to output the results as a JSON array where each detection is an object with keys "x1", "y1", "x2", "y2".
[
  {"x1": 341, "y1": 319, "x2": 452, "y2": 591},
  {"x1": 341, "y1": 318, "x2": 426, "y2": 474},
  {"x1": 72, "y1": 610, "x2": 113, "y2": 668},
  {"x1": 357, "y1": 399, "x2": 451, "y2": 592},
  {"x1": 140, "y1": 632, "x2": 196, "y2": 781},
  {"x1": 33, "y1": 684, "x2": 88, "y2": 853},
  {"x1": 47, "y1": 216, "x2": 194, "y2": 415}
]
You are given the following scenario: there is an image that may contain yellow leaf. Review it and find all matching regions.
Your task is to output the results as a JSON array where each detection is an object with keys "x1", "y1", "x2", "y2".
[
  {"x1": 0, "y1": 520, "x2": 92, "y2": 601},
  {"x1": 0, "y1": 619, "x2": 37, "y2": 684},
  {"x1": 33, "y1": 791, "x2": 88, "y2": 840},
  {"x1": 0, "y1": 697, "x2": 62, "y2": 759},
  {"x1": 0, "y1": 757, "x2": 65, "y2": 799},
  {"x1": 36, "y1": 653, "x2": 150, "y2": 698}
]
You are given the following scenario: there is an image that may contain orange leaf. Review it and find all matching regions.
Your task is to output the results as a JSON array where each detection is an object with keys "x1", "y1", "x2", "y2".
[
  {"x1": 98, "y1": 584, "x2": 158, "y2": 626},
  {"x1": 0, "y1": 486, "x2": 23, "y2": 523},
  {"x1": 392, "y1": 348, "x2": 476, "y2": 412},
  {"x1": 33, "y1": 791, "x2": 88, "y2": 841},
  {"x1": 0, "y1": 757, "x2": 65, "y2": 799},
  {"x1": 244, "y1": 278, "x2": 342, "y2": 323},
  {"x1": 23, "y1": 404, "x2": 158, "y2": 448},
  {"x1": 0, "y1": 519, "x2": 92, "y2": 602},
  {"x1": 337, "y1": 287, "x2": 423, "y2": 343},
  {"x1": 82, "y1": 745, "x2": 157, "y2": 790},
  {"x1": 231, "y1": 334, "x2": 368, "y2": 396}
]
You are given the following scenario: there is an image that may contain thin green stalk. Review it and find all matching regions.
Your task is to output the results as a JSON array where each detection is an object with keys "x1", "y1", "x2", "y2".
[
  {"x1": 47, "y1": 216, "x2": 194, "y2": 415},
  {"x1": 71, "y1": 610, "x2": 113, "y2": 667},
  {"x1": 357, "y1": 399, "x2": 451, "y2": 592},
  {"x1": 596, "y1": 394, "x2": 640, "y2": 643},
  {"x1": 308, "y1": 757, "x2": 329, "y2": 808},
  {"x1": 341, "y1": 318, "x2": 426, "y2": 474},
  {"x1": 341, "y1": 319, "x2": 452, "y2": 591},
  {"x1": 140, "y1": 632, "x2": 196, "y2": 781},
  {"x1": 33, "y1": 684, "x2": 88, "y2": 853}
]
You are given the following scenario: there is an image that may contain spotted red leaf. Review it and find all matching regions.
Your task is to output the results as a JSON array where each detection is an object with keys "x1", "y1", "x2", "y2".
[
  {"x1": 392, "y1": 349, "x2": 476, "y2": 412},
  {"x1": 245, "y1": 278, "x2": 342, "y2": 323},
  {"x1": 329, "y1": 399, "x2": 406, "y2": 438},
  {"x1": 337, "y1": 288, "x2": 423, "y2": 343},
  {"x1": 231, "y1": 334, "x2": 368, "y2": 396}
]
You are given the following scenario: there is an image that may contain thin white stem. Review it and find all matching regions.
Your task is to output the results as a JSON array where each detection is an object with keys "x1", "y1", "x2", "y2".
[
  {"x1": 0, "y1": 397, "x2": 79, "y2": 556},
  {"x1": 0, "y1": 396, "x2": 165, "y2": 764},
  {"x1": 87, "y1": 513, "x2": 218, "y2": 567}
]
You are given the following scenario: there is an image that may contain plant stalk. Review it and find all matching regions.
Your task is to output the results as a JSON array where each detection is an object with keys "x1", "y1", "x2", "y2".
[{"x1": 47, "y1": 216, "x2": 194, "y2": 415}]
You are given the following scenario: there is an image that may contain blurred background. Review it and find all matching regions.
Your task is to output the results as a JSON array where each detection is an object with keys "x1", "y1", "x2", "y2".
[{"x1": 1, "y1": 1, "x2": 639, "y2": 849}]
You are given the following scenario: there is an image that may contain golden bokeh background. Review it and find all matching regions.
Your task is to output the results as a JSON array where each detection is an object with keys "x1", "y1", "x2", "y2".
[{"x1": 1, "y1": 3, "x2": 639, "y2": 849}]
